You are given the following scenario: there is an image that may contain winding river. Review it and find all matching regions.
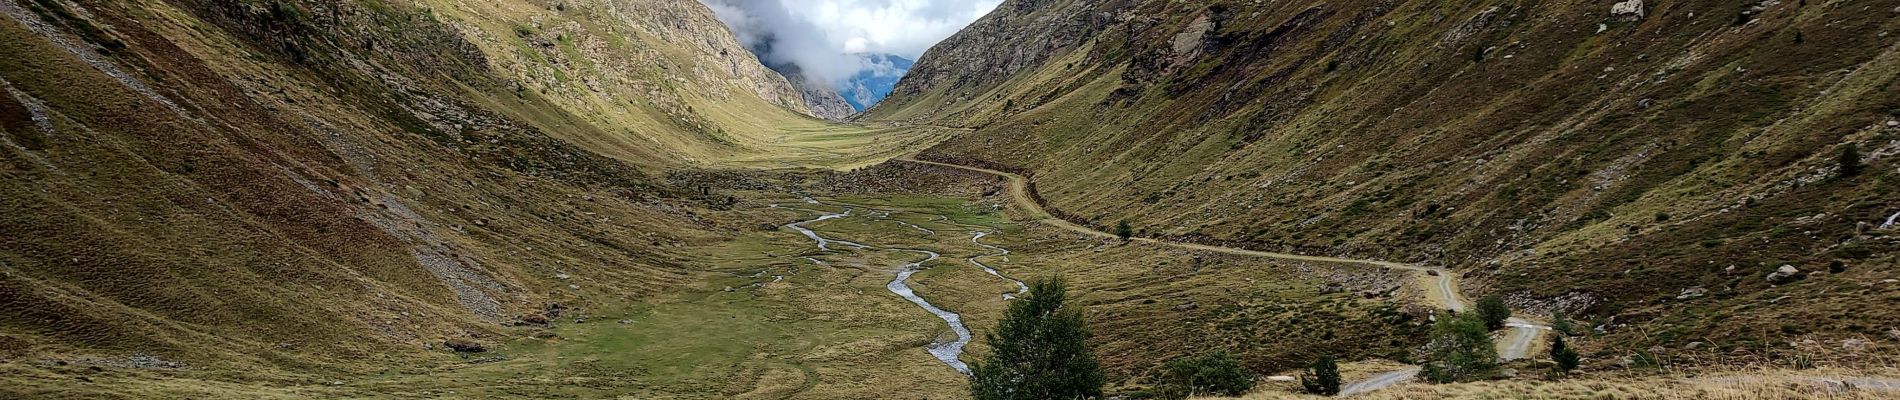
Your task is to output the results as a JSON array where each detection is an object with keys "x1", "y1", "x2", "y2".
[
  {"x1": 782, "y1": 200, "x2": 977, "y2": 374},
  {"x1": 884, "y1": 249, "x2": 972, "y2": 374},
  {"x1": 971, "y1": 232, "x2": 1028, "y2": 300},
  {"x1": 785, "y1": 209, "x2": 867, "y2": 251}
]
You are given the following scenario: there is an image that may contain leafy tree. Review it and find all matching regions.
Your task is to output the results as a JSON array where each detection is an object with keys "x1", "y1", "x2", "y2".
[
  {"x1": 1114, "y1": 220, "x2": 1133, "y2": 241},
  {"x1": 1840, "y1": 143, "x2": 1864, "y2": 176},
  {"x1": 1159, "y1": 352, "x2": 1255, "y2": 398},
  {"x1": 1300, "y1": 356, "x2": 1341, "y2": 396},
  {"x1": 1475, "y1": 294, "x2": 1511, "y2": 331},
  {"x1": 1419, "y1": 313, "x2": 1497, "y2": 383},
  {"x1": 971, "y1": 278, "x2": 1104, "y2": 400},
  {"x1": 1550, "y1": 335, "x2": 1581, "y2": 373}
]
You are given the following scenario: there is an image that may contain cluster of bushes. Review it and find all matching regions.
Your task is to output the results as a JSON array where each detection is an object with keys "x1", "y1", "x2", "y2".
[
  {"x1": 973, "y1": 283, "x2": 1595, "y2": 399},
  {"x1": 1149, "y1": 352, "x2": 1258, "y2": 399}
]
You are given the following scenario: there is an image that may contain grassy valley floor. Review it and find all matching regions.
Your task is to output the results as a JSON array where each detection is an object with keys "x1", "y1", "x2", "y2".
[{"x1": 5, "y1": 165, "x2": 1426, "y2": 399}]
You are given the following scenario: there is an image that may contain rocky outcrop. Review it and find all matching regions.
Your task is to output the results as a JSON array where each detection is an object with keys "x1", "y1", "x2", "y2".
[
  {"x1": 1610, "y1": 0, "x2": 1645, "y2": 21},
  {"x1": 780, "y1": 68, "x2": 854, "y2": 120},
  {"x1": 873, "y1": 0, "x2": 1108, "y2": 114}
]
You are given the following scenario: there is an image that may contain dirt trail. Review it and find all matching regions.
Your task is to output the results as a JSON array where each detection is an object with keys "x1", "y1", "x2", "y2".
[
  {"x1": 1338, "y1": 367, "x2": 1421, "y2": 397},
  {"x1": 901, "y1": 157, "x2": 1548, "y2": 393},
  {"x1": 1500, "y1": 318, "x2": 1551, "y2": 361}
]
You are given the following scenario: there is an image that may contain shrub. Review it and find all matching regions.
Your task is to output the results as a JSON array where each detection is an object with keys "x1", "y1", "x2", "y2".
[
  {"x1": 1420, "y1": 313, "x2": 1497, "y2": 383},
  {"x1": 1550, "y1": 310, "x2": 1576, "y2": 336},
  {"x1": 971, "y1": 278, "x2": 1104, "y2": 400},
  {"x1": 1550, "y1": 336, "x2": 1581, "y2": 373},
  {"x1": 1115, "y1": 220, "x2": 1133, "y2": 241},
  {"x1": 1300, "y1": 356, "x2": 1341, "y2": 395},
  {"x1": 1839, "y1": 143, "x2": 1863, "y2": 176},
  {"x1": 1158, "y1": 352, "x2": 1256, "y2": 398},
  {"x1": 1475, "y1": 294, "x2": 1511, "y2": 331},
  {"x1": 1792, "y1": 353, "x2": 1815, "y2": 370},
  {"x1": 1630, "y1": 348, "x2": 1664, "y2": 369}
]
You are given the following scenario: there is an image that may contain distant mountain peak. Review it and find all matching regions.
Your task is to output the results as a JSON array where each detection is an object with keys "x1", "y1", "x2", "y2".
[{"x1": 839, "y1": 53, "x2": 914, "y2": 112}]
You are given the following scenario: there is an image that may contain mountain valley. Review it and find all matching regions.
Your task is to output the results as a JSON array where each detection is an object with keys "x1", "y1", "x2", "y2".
[{"x1": 2, "y1": 0, "x2": 1897, "y2": 399}]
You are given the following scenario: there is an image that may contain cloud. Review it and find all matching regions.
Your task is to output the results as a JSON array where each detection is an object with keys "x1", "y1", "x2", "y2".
[{"x1": 703, "y1": 0, "x2": 999, "y2": 85}]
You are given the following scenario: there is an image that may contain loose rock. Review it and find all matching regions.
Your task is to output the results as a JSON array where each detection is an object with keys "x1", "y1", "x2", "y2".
[
  {"x1": 1766, "y1": 265, "x2": 1801, "y2": 283},
  {"x1": 1611, "y1": 0, "x2": 1645, "y2": 21},
  {"x1": 444, "y1": 339, "x2": 486, "y2": 353}
]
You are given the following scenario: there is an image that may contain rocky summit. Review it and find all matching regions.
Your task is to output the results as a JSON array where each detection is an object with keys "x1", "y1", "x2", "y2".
[{"x1": 2, "y1": 0, "x2": 1895, "y2": 399}]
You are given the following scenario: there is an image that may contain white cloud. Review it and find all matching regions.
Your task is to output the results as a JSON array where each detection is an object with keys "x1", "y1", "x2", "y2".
[
  {"x1": 787, "y1": 0, "x2": 1001, "y2": 58},
  {"x1": 704, "y1": 0, "x2": 999, "y2": 85}
]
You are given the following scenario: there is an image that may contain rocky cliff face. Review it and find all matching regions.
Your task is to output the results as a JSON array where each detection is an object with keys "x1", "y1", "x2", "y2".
[
  {"x1": 781, "y1": 68, "x2": 856, "y2": 120},
  {"x1": 408, "y1": 0, "x2": 831, "y2": 155},
  {"x1": 875, "y1": 0, "x2": 1900, "y2": 357},
  {"x1": 600, "y1": 0, "x2": 814, "y2": 115},
  {"x1": 873, "y1": 0, "x2": 1103, "y2": 118}
]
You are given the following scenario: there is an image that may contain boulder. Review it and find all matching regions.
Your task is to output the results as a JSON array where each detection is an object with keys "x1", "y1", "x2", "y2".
[
  {"x1": 1611, "y1": 0, "x2": 1645, "y2": 21},
  {"x1": 443, "y1": 339, "x2": 486, "y2": 353},
  {"x1": 1766, "y1": 265, "x2": 1801, "y2": 283},
  {"x1": 1676, "y1": 287, "x2": 1707, "y2": 300}
]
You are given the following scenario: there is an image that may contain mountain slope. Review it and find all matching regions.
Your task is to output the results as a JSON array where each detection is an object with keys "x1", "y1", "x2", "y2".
[
  {"x1": 873, "y1": 0, "x2": 1900, "y2": 364},
  {"x1": 780, "y1": 67, "x2": 857, "y2": 120},
  {"x1": 0, "y1": 0, "x2": 839, "y2": 386}
]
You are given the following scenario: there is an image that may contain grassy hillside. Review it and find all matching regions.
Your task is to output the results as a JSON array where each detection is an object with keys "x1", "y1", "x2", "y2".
[
  {"x1": 872, "y1": 0, "x2": 1900, "y2": 368},
  {"x1": 0, "y1": 0, "x2": 952, "y2": 394}
]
